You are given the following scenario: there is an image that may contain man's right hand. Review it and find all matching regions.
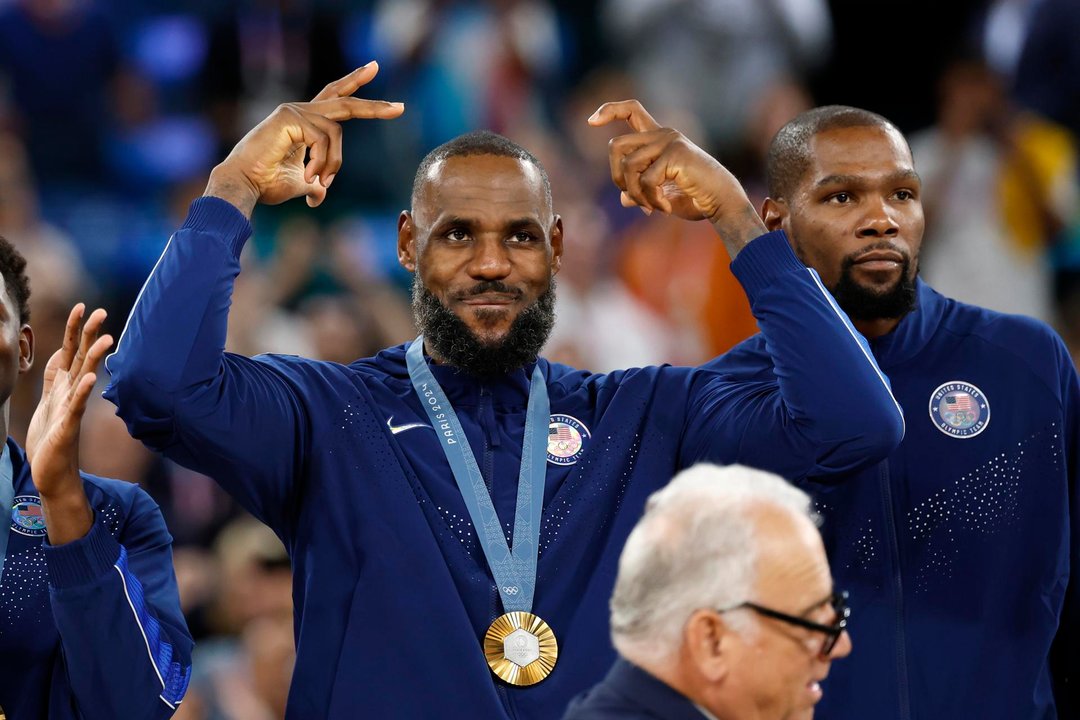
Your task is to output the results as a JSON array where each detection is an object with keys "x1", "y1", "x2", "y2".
[
  {"x1": 205, "y1": 62, "x2": 404, "y2": 218},
  {"x1": 589, "y1": 99, "x2": 767, "y2": 259}
]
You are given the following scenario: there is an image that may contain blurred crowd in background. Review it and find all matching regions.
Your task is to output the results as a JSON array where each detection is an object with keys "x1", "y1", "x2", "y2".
[{"x1": 0, "y1": 0, "x2": 1078, "y2": 717}]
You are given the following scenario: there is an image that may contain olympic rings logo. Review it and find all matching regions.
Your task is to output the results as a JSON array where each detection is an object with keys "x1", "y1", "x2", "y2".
[{"x1": 502, "y1": 586, "x2": 520, "y2": 596}]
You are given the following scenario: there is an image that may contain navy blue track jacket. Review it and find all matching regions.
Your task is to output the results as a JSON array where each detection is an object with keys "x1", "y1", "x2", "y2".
[
  {"x1": 711, "y1": 280, "x2": 1079, "y2": 720},
  {"x1": 103, "y1": 197, "x2": 904, "y2": 719},
  {"x1": 0, "y1": 440, "x2": 192, "y2": 719}
]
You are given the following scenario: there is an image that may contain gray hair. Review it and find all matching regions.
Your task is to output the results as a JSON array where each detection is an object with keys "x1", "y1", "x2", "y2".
[{"x1": 609, "y1": 464, "x2": 815, "y2": 666}]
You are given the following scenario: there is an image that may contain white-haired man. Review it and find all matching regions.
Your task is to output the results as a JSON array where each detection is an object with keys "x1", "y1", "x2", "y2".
[{"x1": 565, "y1": 464, "x2": 852, "y2": 720}]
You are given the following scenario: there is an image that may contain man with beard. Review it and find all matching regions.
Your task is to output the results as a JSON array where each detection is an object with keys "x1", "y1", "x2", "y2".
[
  {"x1": 104, "y1": 65, "x2": 903, "y2": 719},
  {"x1": 710, "y1": 105, "x2": 1079, "y2": 719}
]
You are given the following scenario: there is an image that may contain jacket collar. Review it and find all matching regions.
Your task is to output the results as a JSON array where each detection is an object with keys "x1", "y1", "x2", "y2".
[
  {"x1": 603, "y1": 658, "x2": 711, "y2": 720},
  {"x1": 6, "y1": 438, "x2": 32, "y2": 495},
  {"x1": 373, "y1": 342, "x2": 543, "y2": 409},
  {"x1": 865, "y1": 279, "x2": 947, "y2": 369}
]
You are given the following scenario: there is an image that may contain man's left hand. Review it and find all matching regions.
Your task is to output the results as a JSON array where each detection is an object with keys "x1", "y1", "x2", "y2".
[{"x1": 25, "y1": 304, "x2": 113, "y2": 544}]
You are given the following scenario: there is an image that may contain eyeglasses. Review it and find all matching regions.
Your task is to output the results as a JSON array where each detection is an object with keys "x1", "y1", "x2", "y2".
[{"x1": 719, "y1": 590, "x2": 850, "y2": 657}]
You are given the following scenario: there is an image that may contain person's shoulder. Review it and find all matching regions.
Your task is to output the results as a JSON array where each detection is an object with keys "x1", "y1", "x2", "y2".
[
  {"x1": 563, "y1": 683, "x2": 652, "y2": 720},
  {"x1": 939, "y1": 293, "x2": 1065, "y2": 355},
  {"x1": 247, "y1": 345, "x2": 400, "y2": 386},
  {"x1": 936, "y1": 292, "x2": 1073, "y2": 385}
]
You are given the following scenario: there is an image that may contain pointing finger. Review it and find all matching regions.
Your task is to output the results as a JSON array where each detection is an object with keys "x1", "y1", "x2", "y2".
[
  {"x1": 312, "y1": 62, "x2": 382, "y2": 102},
  {"x1": 302, "y1": 96, "x2": 404, "y2": 122}
]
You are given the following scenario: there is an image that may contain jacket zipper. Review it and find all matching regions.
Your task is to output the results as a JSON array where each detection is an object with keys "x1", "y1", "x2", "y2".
[{"x1": 879, "y1": 460, "x2": 911, "y2": 720}]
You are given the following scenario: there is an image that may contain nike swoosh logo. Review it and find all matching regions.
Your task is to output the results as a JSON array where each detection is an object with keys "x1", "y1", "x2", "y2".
[{"x1": 387, "y1": 416, "x2": 432, "y2": 435}]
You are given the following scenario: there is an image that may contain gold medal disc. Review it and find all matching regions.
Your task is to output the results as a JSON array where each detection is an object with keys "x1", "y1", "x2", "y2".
[{"x1": 483, "y1": 611, "x2": 559, "y2": 686}]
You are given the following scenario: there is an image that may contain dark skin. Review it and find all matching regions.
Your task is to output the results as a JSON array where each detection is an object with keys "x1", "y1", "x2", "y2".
[
  {"x1": 205, "y1": 65, "x2": 765, "y2": 351},
  {"x1": 397, "y1": 155, "x2": 563, "y2": 353},
  {"x1": 205, "y1": 62, "x2": 405, "y2": 217},
  {"x1": 761, "y1": 125, "x2": 925, "y2": 339},
  {"x1": 588, "y1": 100, "x2": 768, "y2": 261}
]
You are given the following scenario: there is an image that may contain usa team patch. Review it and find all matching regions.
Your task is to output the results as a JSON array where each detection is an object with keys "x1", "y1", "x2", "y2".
[
  {"x1": 11, "y1": 495, "x2": 46, "y2": 537},
  {"x1": 929, "y1": 381, "x2": 990, "y2": 439},
  {"x1": 547, "y1": 414, "x2": 590, "y2": 466}
]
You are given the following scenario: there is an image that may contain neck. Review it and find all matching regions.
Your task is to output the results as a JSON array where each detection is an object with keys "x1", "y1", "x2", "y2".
[
  {"x1": 0, "y1": 401, "x2": 9, "y2": 444},
  {"x1": 852, "y1": 316, "x2": 902, "y2": 339}
]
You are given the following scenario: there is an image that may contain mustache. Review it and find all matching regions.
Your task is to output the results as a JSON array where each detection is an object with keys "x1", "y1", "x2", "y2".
[
  {"x1": 842, "y1": 242, "x2": 912, "y2": 268},
  {"x1": 451, "y1": 281, "x2": 525, "y2": 301}
]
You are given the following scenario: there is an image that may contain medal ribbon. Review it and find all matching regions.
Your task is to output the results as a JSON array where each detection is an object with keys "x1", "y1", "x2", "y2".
[
  {"x1": 0, "y1": 446, "x2": 14, "y2": 586},
  {"x1": 406, "y1": 336, "x2": 548, "y2": 613}
]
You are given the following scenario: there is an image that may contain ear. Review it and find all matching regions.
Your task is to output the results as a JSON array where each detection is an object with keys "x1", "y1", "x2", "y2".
[
  {"x1": 18, "y1": 324, "x2": 33, "y2": 373},
  {"x1": 398, "y1": 211, "x2": 417, "y2": 273},
  {"x1": 550, "y1": 215, "x2": 564, "y2": 275},
  {"x1": 761, "y1": 197, "x2": 788, "y2": 232},
  {"x1": 684, "y1": 609, "x2": 732, "y2": 684}
]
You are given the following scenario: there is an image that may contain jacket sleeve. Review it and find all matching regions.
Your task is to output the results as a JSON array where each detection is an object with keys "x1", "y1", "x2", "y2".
[
  {"x1": 103, "y1": 197, "x2": 310, "y2": 533},
  {"x1": 44, "y1": 489, "x2": 192, "y2": 719},
  {"x1": 680, "y1": 230, "x2": 905, "y2": 480},
  {"x1": 1051, "y1": 335, "x2": 1080, "y2": 715}
]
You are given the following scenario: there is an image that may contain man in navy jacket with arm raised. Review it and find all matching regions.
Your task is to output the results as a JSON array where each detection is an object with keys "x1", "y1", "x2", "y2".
[{"x1": 104, "y1": 63, "x2": 903, "y2": 719}]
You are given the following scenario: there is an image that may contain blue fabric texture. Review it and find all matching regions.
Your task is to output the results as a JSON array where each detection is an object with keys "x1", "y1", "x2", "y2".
[
  {"x1": 709, "y1": 280, "x2": 1080, "y2": 720},
  {"x1": 103, "y1": 198, "x2": 904, "y2": 719},
  {"x1": 0, "y1": 439, "x2": 192, "y2": 719}
]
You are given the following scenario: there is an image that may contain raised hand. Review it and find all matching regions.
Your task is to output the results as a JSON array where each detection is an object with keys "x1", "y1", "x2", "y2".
[
  {"x1": 206, "y1": 62, "x2": 405, "y2": 217},
  {"x1": 25, "y1": 304, "x2": 113, "y2": 544},
  {"x1": 589, "y1": 99, "x2": 766, "y2": 257}
]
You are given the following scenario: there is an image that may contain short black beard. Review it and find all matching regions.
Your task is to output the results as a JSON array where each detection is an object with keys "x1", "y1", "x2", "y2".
[
  {"x1": 411, "y1": 277, "x2": 556, "y2": 378},
  {"x1": 831, "y1": 254, "x2": 918, "y2": 322}
]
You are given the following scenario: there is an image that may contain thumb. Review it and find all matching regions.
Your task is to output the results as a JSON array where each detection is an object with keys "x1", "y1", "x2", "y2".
[{"x1": 305, "y1": 179, "x2": 329, "y2": 208}]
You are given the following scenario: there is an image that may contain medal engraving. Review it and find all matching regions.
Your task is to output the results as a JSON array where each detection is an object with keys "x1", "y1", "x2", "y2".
[{"x1": 503, "y1": 628, "x2": 541, "y2": 667}]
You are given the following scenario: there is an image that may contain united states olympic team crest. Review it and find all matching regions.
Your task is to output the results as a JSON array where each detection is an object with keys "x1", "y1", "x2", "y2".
[
  {"x1": 929, "y1": 381, "x2": 990, "y2": 439},
  {"x1": 10, "y1": 495, "x2": 46, "y2": 537},
  {"x1": 547, "y1": 415, "x2": 590, "y2": 465}
]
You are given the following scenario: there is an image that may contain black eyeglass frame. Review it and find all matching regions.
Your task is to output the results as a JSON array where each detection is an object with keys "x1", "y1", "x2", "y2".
[{"x1": 718, "y1": 590, "x2": 850, "y2": 656}]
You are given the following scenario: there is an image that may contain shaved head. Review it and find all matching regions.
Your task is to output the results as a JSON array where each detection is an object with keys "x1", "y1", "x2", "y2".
[
  {"x1": 411, "y1": 130, "x2": 553, "y2": 215},
  {"x1": 766, "y1": 106, "x2": 903, "y2": 200}
]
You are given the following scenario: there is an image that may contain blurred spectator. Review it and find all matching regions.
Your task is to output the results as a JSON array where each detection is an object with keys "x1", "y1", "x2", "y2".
[
  {"x1": 811, "y1": 0, "x2": 987, "y2": 133},
  {"x1": 980, "y1": 0, "x2": 1042, "y2": 80},
  {"x1": 373, "y1": 0, "x2": 566, "y2": 144},
  {"x1": 602, "y1": 0, "x2": 830, "y2": 156},
  {"x1": 1012, "y1": 0, "x2": 1080, "y2": 360},
  {"x1": 911, "y1": 58, "x2": 1078, "y2": 322},
  {"x1": 0, "y1": 131, "x2": 92, "y2": 443},
  {"x1": 107, "y1": 65, "x2": 216, "y2": 196},
  {"x1": 545, "y1": 197, "x2": 674, "y2": 371},
  {"x1": 1013, "y1": 0, "x2": 1080, "y2": 137},
  {"x1": 0, "y1": 0, "x2": 119, "y2": 188},
  {"x1": 202, "y1": 0, "x2": 347, "y2": 153},
  {"x1": 174, "y1": 518, "x2": 294, "y2": 720}
]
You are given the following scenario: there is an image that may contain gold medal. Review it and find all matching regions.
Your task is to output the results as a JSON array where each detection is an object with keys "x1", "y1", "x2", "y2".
[{"x1": 483, "y1": 611, "x2": 558, "y2": 686}]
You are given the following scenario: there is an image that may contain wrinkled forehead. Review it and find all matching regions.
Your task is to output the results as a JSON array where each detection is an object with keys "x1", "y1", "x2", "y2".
[
  {"x1": 413, "y1": 155, "x2": 552, "y2": 229},
  {"x1": 752, "y1": 507, "x2": 832, "y2": 605},
  {"x1": 803, "y1": 125, "x2": 916, "y2": 188}
]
